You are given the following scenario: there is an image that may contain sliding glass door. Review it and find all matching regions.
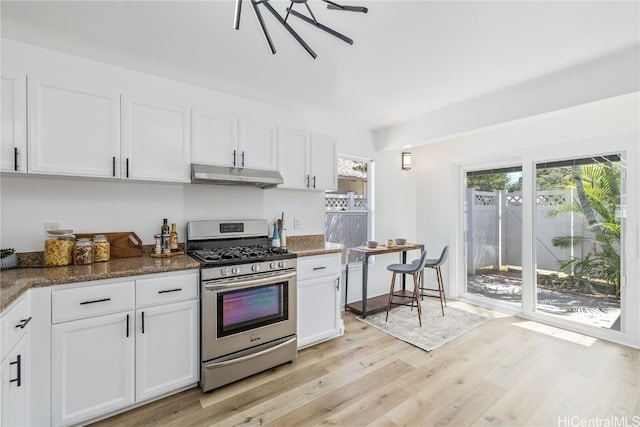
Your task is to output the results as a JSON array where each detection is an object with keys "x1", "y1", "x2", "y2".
[
  {"x1": 465, "y1": 166, "x2": 523, "y2": 310},
  {"x1": 535, "y1": 154, "x2": 624, "y2": 331},
  {"x1": 461, "y1": 150, "x2": 629, "y2": 341}
]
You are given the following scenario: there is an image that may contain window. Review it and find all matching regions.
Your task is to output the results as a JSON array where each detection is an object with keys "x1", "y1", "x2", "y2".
[{"x1": 325, "y1": 156, "x2": 372, "y2": 265}]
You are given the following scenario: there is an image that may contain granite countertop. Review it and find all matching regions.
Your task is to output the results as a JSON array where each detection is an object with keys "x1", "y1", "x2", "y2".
[
  {"x1": 1, "y1": 254, "x2": 200, "y2": 311},
  {"x1": 1, "y1": 235, "x2": 343, "y2": 312}
]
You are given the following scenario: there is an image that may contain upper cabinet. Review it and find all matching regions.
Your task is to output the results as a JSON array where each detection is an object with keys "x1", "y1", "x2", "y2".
[
  {"x1": 192, "y1": 110, "x2": 277, "y2": 171},
  {"x1": 238, "y1": 121, "x2": 277, "y2": 171},
  {"x1": 1, "y1": 73, "x2": 27, "y2": 173},
  {"x1": 27, "y1": 76, "x2": 121, "y2": 178},
  {"x1": 278, "y1": 128, "x2": 337, "y2": 191},
  {"x1": 121, "y1": 97, "x2": 190, "y2": 182}
]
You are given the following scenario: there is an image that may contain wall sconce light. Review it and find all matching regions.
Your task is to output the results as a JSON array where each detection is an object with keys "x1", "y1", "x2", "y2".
[{"x1": 401, "y1": 152, "x2": 412, "y2": 170}]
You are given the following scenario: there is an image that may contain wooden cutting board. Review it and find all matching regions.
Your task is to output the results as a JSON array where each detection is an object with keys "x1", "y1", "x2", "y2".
[{"x1": 74, "y1": 232, "x2": 143, "y2": 258}]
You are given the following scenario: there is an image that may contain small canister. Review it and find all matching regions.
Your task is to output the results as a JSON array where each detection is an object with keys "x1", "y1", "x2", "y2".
[
  {"x1": 44, "y1": 234, "x2": 76, "y2": 266},
  {"x1": 93, "y1": 235, "x2": 110, "y2": 262},
  {"x1": 73, "y1": 238, "x2": 93, "y2": 265},
  {"x1": 154, "y1": 234, "x2": 162, "y2": 254}
]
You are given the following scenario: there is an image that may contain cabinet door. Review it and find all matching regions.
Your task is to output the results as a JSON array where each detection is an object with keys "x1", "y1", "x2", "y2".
[
  {"x1": 121, "y1": 97, "x2": 190, "y2": 182},
  {"x1": 277, "y1": 127, "x2": 309, "y2": 189},
  {"x1": 28, "y1": 76, "x2": 120, "y2": 178},
  {"x1": 136, "y1": 300, "x2": 198, "y2": 401},
  {"x1": 1, "y1": 337, "x2": 30, "y2": 427},
  {"x1": 191, "y1": 112, "x2": 237, "y2": 167},
  {"x1": 309, "y1": 133, "x2": 337, "y2": 191},
  {"x1": 238, "y1": 121, "x2": 277, "y2": 170},
  {"x1": 52, "y1": 311, "x2": 134, "y2": 426},
  {"x1": 1, "y1": 73, "x2": 27, "y2": 173},
  {"x1": 297, "y1": 276, "x2": 341, "y2": 349}
]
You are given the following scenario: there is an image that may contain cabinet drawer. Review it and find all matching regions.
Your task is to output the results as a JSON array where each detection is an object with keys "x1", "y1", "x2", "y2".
[
  {"x1": 1, "y1": 292, "x2": 31, "y2": 360},
  {"x1": 297, "y1": 254, "x2": 340, "y2": 281},
  {"x1": 52, "y1": 281, "x2": 135, "y2": 324},
  {"x1": 136, "y1": 273, "x2": 199, "y2": 307}
]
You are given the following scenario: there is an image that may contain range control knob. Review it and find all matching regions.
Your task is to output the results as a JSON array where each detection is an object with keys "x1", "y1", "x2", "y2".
[
  {"x1": 269, "y1": 262, "x2": 277, "y2": 270},
  {"x1": 252, "y1": 264, "x2": 260, "y2": 273},
  {"x1": 231, "y1": 266, "x2": 240, "y2": 275},
  {"x1": 220, "y1": 268, "x2": 230, "y2": 277},
  {"x1": 278, "y1": 260, "x2": 287, "y2": 268}
]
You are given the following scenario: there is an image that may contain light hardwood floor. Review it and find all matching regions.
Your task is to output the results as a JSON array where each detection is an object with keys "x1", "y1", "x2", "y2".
[{"x1": 92, "y1": 301, "x2": 640, "y2": 427}]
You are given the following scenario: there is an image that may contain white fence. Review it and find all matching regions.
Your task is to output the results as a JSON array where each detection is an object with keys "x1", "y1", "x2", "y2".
[
  {"x1": 325, "y1": 193, "x2": 368, "y2": 264},
  {"x1": 466, "y1": 189, "x2": 590, "y2": 274}
]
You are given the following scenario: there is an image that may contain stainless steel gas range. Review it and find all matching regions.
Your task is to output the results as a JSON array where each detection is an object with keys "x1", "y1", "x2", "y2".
[{"x1": 186, "y1": 219, "x2": 297, "y2": 392}]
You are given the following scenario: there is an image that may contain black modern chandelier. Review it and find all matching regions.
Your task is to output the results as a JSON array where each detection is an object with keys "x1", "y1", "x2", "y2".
[{"x1": 233, "y1": 0, "x2": 368, "y2": 59}]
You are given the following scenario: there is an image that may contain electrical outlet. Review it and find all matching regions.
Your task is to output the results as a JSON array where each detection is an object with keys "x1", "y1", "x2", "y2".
[
  {"x1": 294, "y1": 218, "x2": 301, "y2": 229},
  {"x1": 45, "y1": 222, "x2": 60, "y2": 233}
]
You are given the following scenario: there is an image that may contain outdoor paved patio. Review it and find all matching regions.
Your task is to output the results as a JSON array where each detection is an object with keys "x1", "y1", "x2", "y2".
[{"x1": 466, "y1": 271, "x2": 621, "y2": 330}]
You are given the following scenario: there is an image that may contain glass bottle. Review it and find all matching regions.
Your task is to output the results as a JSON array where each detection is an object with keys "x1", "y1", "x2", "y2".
[
  {"x1": 161, "y1": 218, "x2": 171, "y2": 254},
  {"x1": 73, "y1": 238, "x2": 93, "y2": 265},
  {"x1": 272, "y1": 222, "x2": 280, "y2": 248},
  {"x1": 170, "y1": 223, "x2": 179, "y2": 252}
]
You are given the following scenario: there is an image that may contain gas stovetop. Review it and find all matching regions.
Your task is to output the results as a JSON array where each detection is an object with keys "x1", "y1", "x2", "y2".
[
  {"x1": 186, "y1": 220, "x2": 297, "y2": 275},
  {"x1": 190, "y1": 245, "x2": 294, "y2": 267}
]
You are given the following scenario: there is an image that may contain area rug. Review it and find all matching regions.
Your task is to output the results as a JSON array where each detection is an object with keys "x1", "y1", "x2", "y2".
[{"x1": 357, "y1": 299, "x2": 490, "y2": 352}]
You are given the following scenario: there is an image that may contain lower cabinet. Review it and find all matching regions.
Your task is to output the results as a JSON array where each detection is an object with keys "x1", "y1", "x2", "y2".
[
  {"x1": 50, "y1": 271, "x2": 199, "y2": 426},
  {"x1": 1, "y1": 334, "x2": 30, "y2": 427},
  {"x1": 0, "y1": 292, "x2": 32, "y2": 427},
  {"x1": 52, "y1": 311, "x2": 135, "y2": 426},
  {"x1": 135, "y1": 300, "x2": 198, "y2": 401},
  {"x1": 297, "y1": 253, "x2": 344, "y2": 348}
]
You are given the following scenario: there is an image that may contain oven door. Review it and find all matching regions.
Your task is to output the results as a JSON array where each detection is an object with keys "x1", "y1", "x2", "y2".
[{"x1": 201, "y1": 270, "x2": 297, "y2": 362}]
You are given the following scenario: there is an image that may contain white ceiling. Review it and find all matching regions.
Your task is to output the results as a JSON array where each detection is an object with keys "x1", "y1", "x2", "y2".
[{"x1": 1, "y1": 0, "x2": 639, "y2": 129}]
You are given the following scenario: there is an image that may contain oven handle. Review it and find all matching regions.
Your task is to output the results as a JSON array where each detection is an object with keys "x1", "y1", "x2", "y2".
[
  {"x1": 204, "y1": 337, "x2": 297, "y2": 369},
  {"x1": 203, "y1": 271, "x2": 296, "y2": 291}
]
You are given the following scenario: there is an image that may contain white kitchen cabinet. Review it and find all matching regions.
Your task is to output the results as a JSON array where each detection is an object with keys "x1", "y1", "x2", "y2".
[
  {"x1": 135, "y1": 300, "x2": 198, "y2": 401},
  {"x1": 27, "y1": 75, "x2": 121, "y2": 178},
  {"x1": 50, "y1": 271, "x2": 198, "y2": 426},
  {"x1": 1, "y1": 73, "x2": 27, "y2": 173},
  {"x1": 297, "y1": 253, "x2": 344, "y2": 348},
  {"x1": 191, "y1": 112, "x2": 277, "y2": 171},
  {"x1": 52, "y1": 310, "x2": 135, "y2": 426},
  {"x1": 1, "y1": 337, "x2": 30, "y2": 427},
  {"x1": 191, "y1": 111, "x2": 238, "y2": 167},
  {"x1": 309, "y1": 133, "x2": 337, "y2": 191},
  {"x1": 0, "y1": 292, "x2": 32, "y2": 427},
  {"x1": 121, "y1": 96, "x2": 191, "y2": 182},
  {"x1": 51, "y1": 279, "x2": 136, "y2": 427},
  {"x1": 277, "y1": 128, "x2": 337, "y2": 191},
  {"x1": 238, "y1": 121, "x2": 277, "y2": 171},
  {"x1": 135, "y1": 273, "x2": 198, "y2": 402}
]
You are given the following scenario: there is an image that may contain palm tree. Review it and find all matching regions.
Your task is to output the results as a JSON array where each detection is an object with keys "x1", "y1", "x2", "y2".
[{"x1": 549, "y1": 161, "x2": 621, "y2": 294}]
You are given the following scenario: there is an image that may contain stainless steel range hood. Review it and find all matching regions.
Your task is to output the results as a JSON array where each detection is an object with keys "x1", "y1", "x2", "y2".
[{"x1": 191, "y1": 163, "x2": 283, "y2": 189}]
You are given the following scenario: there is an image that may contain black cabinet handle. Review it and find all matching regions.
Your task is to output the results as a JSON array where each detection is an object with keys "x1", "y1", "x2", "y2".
[
  {"x1": 233, "y1": 150, "x2": 236, "y2": 167},
  {"x1": 141, "y1": 311, "x2": 145, "y2": 334},
  {"x1": 14, "y1": 147, "x2": 18, "y2": 171},
  {"x1": 306, "y1": 175, "x2": 310, "y2": 188},
  {"x1": 158, "y1": 288, "x2": 182, "y2": 294},
  {"x1": 80, "y1": 298, "x2": 111, "y2": 305},
  {"x1": 313, "y1": 175, "x2": 317, "y2": 188},
  {"x1": 112, "y1": 156, "x2": 116, "y2": 177},
  {"x1": 313, "y1": 266, "x2": 327, "y2": 271},
  {"x1": 241, "y1": 151, "x2": 245, "y2": 167},
  {"x1": 126, "y1": 314, "x2": 130, "y2": 338},
  {"x1": 10, "y1": 354, "x2": 21, "y2": 387},
  {"x1": 15, "y1": 317, "x2": 32, "y2": 329},
  {"x1": 126, "y1": 158, "x2": 130, "y2": 178}
]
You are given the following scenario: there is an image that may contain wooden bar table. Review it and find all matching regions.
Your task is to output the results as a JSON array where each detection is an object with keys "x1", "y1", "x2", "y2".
[{"x1": 345, "y1": 243, "x2": 424, "y2": 318}]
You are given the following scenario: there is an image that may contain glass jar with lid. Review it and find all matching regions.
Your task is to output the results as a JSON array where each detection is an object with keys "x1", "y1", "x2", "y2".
[
  {"x1": 44, "y1": 234, "x2": 76, "y2": 266},
  {"x1": 73, "y1": 238, "x2": 93, "y2": 265},
  {"x1": 93, "y1": 235, "x2": 110, "y2": 262}
]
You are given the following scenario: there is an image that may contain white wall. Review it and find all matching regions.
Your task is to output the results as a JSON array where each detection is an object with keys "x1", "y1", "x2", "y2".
[{"x1": 413, "y1": 93, "x2": 640, "y2": 347}]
